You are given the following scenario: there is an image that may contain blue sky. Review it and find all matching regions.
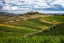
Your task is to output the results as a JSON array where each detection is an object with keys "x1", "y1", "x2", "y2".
[{"x1": 0, "y1": 0, "x2": 64, "y2": 13}]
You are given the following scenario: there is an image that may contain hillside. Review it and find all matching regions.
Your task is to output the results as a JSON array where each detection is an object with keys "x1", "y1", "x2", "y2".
[
  {"x1": 0, "y1": 24, "x2": 38, "y2": 37},
  {"x1": 0, "y1": 22, "x2": 64, "y2": 43},
  {"x1": 0, "y1": 12, "x2": 64, "y2": 43}
]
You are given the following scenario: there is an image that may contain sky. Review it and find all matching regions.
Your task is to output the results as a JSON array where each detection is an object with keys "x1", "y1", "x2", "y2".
[{"x1": 0, "y1": 0, "x2": 64, "y2": 14}]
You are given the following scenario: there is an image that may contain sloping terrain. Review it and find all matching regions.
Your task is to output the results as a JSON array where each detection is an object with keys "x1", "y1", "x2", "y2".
[
  {"x1": 0, "y1": 24, "x2": 38, "y2": 37},
  {"x1": 0, "y1": 12, "x2": 64, "y2": 43},
  {"x1": 0, "y1": 24, "x2": 64, "y2": 43}
]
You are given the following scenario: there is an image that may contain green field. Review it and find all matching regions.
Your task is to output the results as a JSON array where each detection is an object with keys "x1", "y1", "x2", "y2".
[
  {"x1": 39, "y1": 16, "x2": 64, "y2": 24},
  {"x1": 0, "y1": 23, "x2": 64, "y2": 43},
  {"x1": 0, "y1": 14, "x2": 64, "y2": 43},
  {"x1": 0, "y1": 24, "x2": 39, "y2": 37},
  {"x1": 8, "y1": 18, "x2": 52, "y2": 30}
]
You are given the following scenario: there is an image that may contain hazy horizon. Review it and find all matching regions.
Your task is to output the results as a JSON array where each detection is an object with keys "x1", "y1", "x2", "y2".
[{"x1": 0, "y1": 10, "x2": 64, "y2": 14}]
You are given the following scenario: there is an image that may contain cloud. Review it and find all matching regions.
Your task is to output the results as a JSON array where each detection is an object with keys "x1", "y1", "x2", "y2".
[
  {"x1": 48, "y1": 0, "x2": 64, "y2": 7},
  {"x1": 2, "y1": 5, "x2": 30, "y2": 10},
  {"x1": 34, "y1": 0, "x2": 51, "y2": 8},
  {"x1": 0, "y1": 0, "x2": 64, "y2": 11},
  {"x1": 3, "y1": 6, "x2": 10, "y2": 10}
]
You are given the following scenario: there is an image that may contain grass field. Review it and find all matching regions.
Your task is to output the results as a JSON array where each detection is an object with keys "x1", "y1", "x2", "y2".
[
  {"x1": 0, "y1": 24, "x2": 38, "y2": 37},
  {"x1": 39, "y1": 16, "x2": 64, "y2": 23},
  {"x1": 0, "y1": 14, "x2": 64, "y2": 43},
  {"x1": 0, "y1": 24, "x2": 64, "y2": 43},
  {"x1": 9, "y1": 18, "x2": 52, "y2": 30}
]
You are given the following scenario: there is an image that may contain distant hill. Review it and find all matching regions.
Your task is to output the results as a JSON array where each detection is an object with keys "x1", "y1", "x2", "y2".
[{"x1": 0, "y1": 12, "x2": 19, "y2": 17}]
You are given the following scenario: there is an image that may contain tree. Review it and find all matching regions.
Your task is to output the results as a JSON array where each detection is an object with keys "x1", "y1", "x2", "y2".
[{"x1": 62, "y1": 14, "x2": 64, "y2": 16}]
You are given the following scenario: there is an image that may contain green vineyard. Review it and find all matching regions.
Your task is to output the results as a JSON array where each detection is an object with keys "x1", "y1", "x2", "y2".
[{"x1": 0, "y1": 13, "x2": 64, "y2": 43}]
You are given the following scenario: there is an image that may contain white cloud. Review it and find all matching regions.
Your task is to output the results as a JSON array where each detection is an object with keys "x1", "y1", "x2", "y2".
[
  {"x1": 4, "y1": 0, "x2": 17, "y2": 3},
  {"x1": 20, "y1": 8, "x2": 30, "y2": 10},
  {"x1": 49, "y1": 0, "x2": 64, "y2": 7},
  {"x1": 34, "y1": 0, "x2": 52, "y2": 8},
  {"x1": 1, "y1": 0, "x2": 64, "y2": 10},
  {"x1": 10, "y1": 6, "x2": 18, "y2": 10},
  {"x1": 3, "y1": 6, "x2": 11, "y2": 10},
  {"x1": 34, "y1": 5, "x2": 39, "y2": 8},
  {"x1": 2, "y1": 3, "x2": 30, "y2": 10},
  {"x1": 46, "y1": 0, "x2": 54, "y2": 3},
  {"x1": 4, "y1": 0, "x2": 34, "y2": 5}
]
